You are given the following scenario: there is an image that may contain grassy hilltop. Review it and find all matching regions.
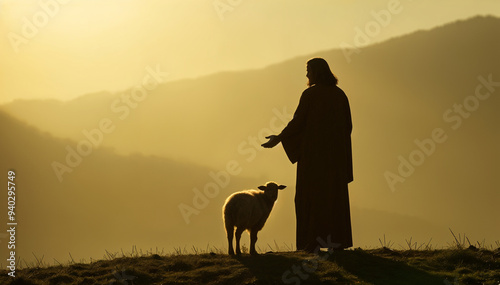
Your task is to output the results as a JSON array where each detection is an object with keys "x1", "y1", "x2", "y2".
[{"x1": 1, "y1": 244, "x2": 499, "y2": 285}]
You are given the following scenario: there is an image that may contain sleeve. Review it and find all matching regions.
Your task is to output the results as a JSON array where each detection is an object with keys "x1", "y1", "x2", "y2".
[
  {"x1": 278, "y1": 90, "x2": 309, "y2": 140},
  {"x1": 345, "y1": 96, "x2": 353, "y2": 134},
  {"x1": 277, "y1": 89, "x2": 310, "y2": 164},
  {"x1": 344, "y1": 94, "x2": 354, "y2": 182}
]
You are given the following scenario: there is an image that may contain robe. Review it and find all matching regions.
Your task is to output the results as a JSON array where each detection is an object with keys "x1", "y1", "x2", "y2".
[{"x1": 278, "y1": 84, "x2": 353, "y2": 251}]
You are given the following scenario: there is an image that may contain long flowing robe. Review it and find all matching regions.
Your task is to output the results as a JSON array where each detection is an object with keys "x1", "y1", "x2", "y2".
[{"x1": 278, "y1": 84, "x2": 353, "y2": 251}]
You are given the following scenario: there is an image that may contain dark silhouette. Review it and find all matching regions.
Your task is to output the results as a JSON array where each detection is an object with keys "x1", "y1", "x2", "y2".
[{"x1": 262, "y1": 58, "x2": 353, "y2": 252}]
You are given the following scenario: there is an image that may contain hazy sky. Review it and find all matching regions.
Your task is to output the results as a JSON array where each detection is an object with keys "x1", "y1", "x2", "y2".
[{"x1": 0, "y1": 0, "x2": 499, "y2": 103}]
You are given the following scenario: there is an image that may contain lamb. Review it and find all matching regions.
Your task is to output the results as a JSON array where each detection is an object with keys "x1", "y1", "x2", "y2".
[{"x1": 222, "y1": 181, "x2": 286, "y2": 255}]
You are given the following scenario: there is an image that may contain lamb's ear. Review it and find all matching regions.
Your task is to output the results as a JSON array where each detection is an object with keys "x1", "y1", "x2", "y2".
[
  {"x1": 258, "y1": 185, "x2": 266, "y2": 190},
  {"x1": 278, "y1": 185, "x2": 287, "y2": 190}
]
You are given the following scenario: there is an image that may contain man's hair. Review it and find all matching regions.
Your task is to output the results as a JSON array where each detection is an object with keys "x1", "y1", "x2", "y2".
[{"x1": 307, "y1": 58, "x2": 338, "y2": 87}]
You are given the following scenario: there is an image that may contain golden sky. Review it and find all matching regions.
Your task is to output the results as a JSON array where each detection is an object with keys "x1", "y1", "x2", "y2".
[{"x1": 0, "y1": 0, "x2": 499, "y2": 103}]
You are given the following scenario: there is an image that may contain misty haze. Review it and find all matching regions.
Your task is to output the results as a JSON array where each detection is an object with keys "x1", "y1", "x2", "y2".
[{"x1": 1, "y1": 1, "x2": 499, "y2": 283}]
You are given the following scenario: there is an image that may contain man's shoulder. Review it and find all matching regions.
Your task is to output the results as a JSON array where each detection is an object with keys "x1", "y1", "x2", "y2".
[
  {"x1": 304, "y1": 85, "x2": 320, "y2": 93},
  {"x1": 303, "y1": 85, "x2": 346, "y2": 96},
  {"x1": 302, "y1": 85, "x2": 321, "y2": 97}
]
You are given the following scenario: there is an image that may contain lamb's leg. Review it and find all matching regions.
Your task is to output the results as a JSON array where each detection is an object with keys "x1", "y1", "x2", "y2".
[
  {"x1": 226, "y1": 227, "x2": 235, "y2": 255},
  {"x1": 235, "y1": 227, "x2": 245, "y2": 255},
  {"x1": 249, "y1": 229, "x2": 259, "y2": 255}
]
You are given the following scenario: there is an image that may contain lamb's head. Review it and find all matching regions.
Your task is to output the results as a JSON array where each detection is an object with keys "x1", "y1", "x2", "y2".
[{"x1": 258, "y1": 181, "x2": 286, "y2": 202}]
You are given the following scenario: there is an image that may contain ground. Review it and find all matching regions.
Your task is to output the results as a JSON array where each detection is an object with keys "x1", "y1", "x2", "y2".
[{"x1": 1, "y1": 247, "x2": 499, "y2": 284}]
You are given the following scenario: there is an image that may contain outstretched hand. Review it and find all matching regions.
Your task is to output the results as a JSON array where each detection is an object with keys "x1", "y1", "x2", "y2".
[{"x1": 261, "y1": 135, "x2": 280, "y2": 148}]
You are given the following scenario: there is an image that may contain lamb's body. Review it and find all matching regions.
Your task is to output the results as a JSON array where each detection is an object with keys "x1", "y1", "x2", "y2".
[
  {"x1": 222, "y1": 182, "x2": 286, "y2": 255},
  {"x1": 224, "y1": 190, "x2": 274, "y2": 233}
]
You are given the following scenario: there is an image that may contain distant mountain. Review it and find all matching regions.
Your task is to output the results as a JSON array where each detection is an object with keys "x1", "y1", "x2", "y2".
[
  {"x1": 0, "y1": 110, "x2": 444, "y2": 264},
  {"x1": 2, "y1": 16, "x2": 500, "y2": 259},
  {"x1": 0, "y1": 110, "x2": 262, "y2": 262},
  {"x1": 3, "y1": 16, "x2": 499, "y2": 167}
]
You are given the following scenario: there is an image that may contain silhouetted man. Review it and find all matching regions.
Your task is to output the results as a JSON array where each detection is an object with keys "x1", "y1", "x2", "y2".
[{"x1": 262, "y1": 58, "x2": 353, "y2": 252}]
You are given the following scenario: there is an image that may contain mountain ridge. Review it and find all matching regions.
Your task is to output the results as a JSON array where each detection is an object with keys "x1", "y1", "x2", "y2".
[{"x1": 4, "y1": 15, "x2": 498, "y2": 108}]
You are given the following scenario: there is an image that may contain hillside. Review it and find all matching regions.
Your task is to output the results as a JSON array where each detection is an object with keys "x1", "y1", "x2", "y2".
[
  {"x1": 0, "y1": 110, "x2": 261, "y2": 263},
  {"x1": 1, "y1": 247, "x2": 499, "y2": 284},
  {"x1": 0, "y1": 110, "x2": 445, "y2": 265}
]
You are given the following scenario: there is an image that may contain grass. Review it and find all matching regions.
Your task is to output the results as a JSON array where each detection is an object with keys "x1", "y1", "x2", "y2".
[{"x1": 1, "y1": 235, "x2": 499, "y2": 284}]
